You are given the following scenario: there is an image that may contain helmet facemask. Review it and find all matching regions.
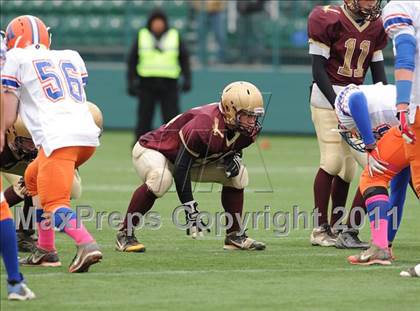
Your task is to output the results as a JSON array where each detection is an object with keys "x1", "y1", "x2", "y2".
[
  {"x1": 345, "y1": 0, "x2": 383, "y2": 22},
  {"x1": 234, "y1": 108, "x2": 265, "y2": 137}
]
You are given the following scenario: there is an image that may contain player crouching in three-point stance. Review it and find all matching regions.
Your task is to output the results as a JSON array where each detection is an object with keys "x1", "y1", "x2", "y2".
[
  {"x1": 1, "y1": 15, "x2": 102, "y2": 272},
  {"x1": 348, "y1": 0, "x2": 420, "y2": 266},
  {"x1": 116, "y1": 81, "x2": 266, "y2": 252}
]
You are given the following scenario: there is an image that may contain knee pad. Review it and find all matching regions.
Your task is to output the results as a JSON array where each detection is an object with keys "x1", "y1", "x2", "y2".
[
  {"x1": 145, "y1": 168, "x2": 173, "y2": 197},
  {"x1": 320, "y1": 153, "x2": 343, "y2": 176},
  {"x1": 12, "y1": 176, "x2": 27, "y2": 199},
  {"x1": 3, "y1": 173, "x2": 25, "y2": 199},
  {"x1": 338, "y1": 155, "x2": 357, "y2": 183},
  {"x1": 70, "y1": 170, "x2": 82, "y2": 200},
  {"x1": 225, "y1": 165, "x2": 248, "y2": 189}
]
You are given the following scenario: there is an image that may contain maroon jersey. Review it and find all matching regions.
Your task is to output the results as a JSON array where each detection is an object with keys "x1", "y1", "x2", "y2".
[
  {"x1": 139, "y1": 103, "x2": 256, "y2": 163},
  {"x1": 307, "y1": 5, "x2": 388, "y2": 86}
]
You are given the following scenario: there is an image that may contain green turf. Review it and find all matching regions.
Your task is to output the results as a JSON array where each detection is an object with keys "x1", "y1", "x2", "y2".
[{"x1": 1, "y1": 132, "x2": 419, "y2": 311}]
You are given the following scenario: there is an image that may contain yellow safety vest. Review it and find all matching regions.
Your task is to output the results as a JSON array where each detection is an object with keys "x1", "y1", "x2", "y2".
[{"x1": 136, "y1": 28, "x2": 181, "y2": 79}]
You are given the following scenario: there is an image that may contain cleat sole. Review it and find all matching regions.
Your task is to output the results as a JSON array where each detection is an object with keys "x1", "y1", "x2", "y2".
[{"x1": 69, "y1": 251, "x2": 103, "y2": 273}]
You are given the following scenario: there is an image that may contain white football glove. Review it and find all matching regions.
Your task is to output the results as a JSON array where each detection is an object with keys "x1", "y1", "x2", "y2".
[
  {"x1": 183, "y1": 201, "x2": 210, "y2": 239},
  {"x1": 366, "y1": 144, "x2": 389, "y2": 177}
]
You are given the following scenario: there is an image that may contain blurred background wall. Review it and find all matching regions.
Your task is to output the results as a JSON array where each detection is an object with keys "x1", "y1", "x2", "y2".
[{"x1": 0, "y1": 0, "x2": 395, "y2": 134}]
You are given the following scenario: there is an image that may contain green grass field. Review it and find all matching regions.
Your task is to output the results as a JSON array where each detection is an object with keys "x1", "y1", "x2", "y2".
[{"x1": 1, "y1": 132, "x2": 419, "y2": 311}]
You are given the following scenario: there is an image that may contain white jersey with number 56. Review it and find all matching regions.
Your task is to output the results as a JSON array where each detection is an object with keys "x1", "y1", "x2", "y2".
[
  {"x1": 335, "y1": 83, "x2": 399, "y2": 136},
  {"x1": 383, "y1": 1, "x2": 420, "y2": 123},
  {"x1": 1, "y1": 46, "x2": 100, "y2": 156}
]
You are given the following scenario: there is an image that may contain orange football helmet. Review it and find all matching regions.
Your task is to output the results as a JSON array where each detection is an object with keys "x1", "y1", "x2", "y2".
[{"x1": 5, "y1": 15, "x2": 50, "y2": 50}]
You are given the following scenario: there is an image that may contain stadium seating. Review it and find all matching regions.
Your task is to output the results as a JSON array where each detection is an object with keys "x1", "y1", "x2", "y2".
[{"x1": 0, "y1": 0, "x2": 330, "y2": 63}]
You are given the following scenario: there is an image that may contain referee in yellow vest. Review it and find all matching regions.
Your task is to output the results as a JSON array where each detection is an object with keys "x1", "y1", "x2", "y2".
[{"x1": 127, "y1": 9, "x2": 191, "y2": 140}]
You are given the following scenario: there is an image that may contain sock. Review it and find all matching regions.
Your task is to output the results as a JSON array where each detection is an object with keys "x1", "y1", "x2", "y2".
[
  {"x1": 36, "y1": 209, "x2": 56, "y2": 251},
  {"x1": 0, "y1": 218, "x2": 23, "y2": 283},
  {"x1": 122, "y1": 184, "x2": 157, "y2": 231},
  {"x1": 221, "y1": 186, "x2": 244, "y2": 234},
  {"x1": 4, "y1": 186, "x2": 23, "y2": 207},
  {"x1": 64, "y1": 219, "x2": 94, "y2": 245},
  {"x1": 388, "y1": 167, "x2": 410, "y2": 243},
  {"x1": 17, "y1": 196, "x2": 35, "y2": 235},
  {"x1": 54, "y1": 207, "x2": 94, "y2": 245},
  {"x1": 366, "y1": 194, "x2": 390, "y2": 249},
  {"x1": 313, "y1": 168, "x2": 334, "y2": 226},
  {"x1": 346, "y1": 188, "x2": 366, "y2": 228},
  {"x1": 330, "y1": 176, "x2": 350, "y2": 228}
]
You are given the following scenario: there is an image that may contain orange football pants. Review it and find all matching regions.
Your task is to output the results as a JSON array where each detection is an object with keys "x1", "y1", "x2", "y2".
[
  {"x1": 404, "y1": 108, "x2": 420, "y2": 197},
  {"x1": 25, "y1": 146, "x2": 95, "y2": 213},
  {"x1": 0, "y1": 179, "x2": 13, "y2": 221},
  {"x1": 359, "y1": 127, "x2": 410, "y2": 195}
]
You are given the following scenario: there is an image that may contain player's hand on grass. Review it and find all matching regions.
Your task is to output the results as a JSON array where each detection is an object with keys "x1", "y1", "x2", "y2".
[
  {"x1": 365, "y1": 143, "x2": 389, "y2": 177},
  {"x1": 224, "y1": 152, "x2": 242, "y2": 178},
  {"x1": 183, "y1": 201, "x2": 210, "y2": 239},
  {"x1": 397, "y1": 105, "x2": 416, "y2": 144}
]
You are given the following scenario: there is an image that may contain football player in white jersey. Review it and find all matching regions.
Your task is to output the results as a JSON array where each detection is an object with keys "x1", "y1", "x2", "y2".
[
  {"x1": 1, "y1": 34, "x2": 36, "y2": 300},
  {"x1": 382, "y1": 0, "x2": 420, "y2": 276},
  {"x1": 335, "y1": 83, "x2": 412, "y2": 257},
  {"x1": 1, "y1": 15, "x2": 102, "y2": 273}
]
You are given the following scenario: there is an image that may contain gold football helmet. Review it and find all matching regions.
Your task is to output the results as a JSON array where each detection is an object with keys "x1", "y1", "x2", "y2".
[
  {"x1": 6, "y1": 115, "x2": 37, "y2": 162},
  {"x1": 344, "y1": 0, "x2": 383, "y2": 21},
  {"x1": 86, "y1": 101, "x2": 104, "y2": 133},
  {"x1": 220, "y1": 81, "x2": 264, "y2": 136}
]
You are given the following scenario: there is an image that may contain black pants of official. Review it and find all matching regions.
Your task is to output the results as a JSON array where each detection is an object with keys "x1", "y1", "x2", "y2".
[{"x1": 135, "y1": 79, "x2": 180, "y2": 140}]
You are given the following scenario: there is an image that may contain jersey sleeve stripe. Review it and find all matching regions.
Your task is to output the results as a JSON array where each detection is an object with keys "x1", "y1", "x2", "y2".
[
  {"x1": 179, "y1": 130, "x2": 200, "y2": 158},
  {"x1": 82, "y1": 77, "x2": 88, "y2": 86},
  {"x1": 1, "y1": 75, "x2": 22, "y2": 84},
  {"x1": 2, "y1": 78, "x2": 20, "y2": 88},
  {"x1": 383, "y1": 13, "x2": 411, "y2": 20},
  {"x1": 384, "y1": 17, "x2": 413, "y2": 32}
]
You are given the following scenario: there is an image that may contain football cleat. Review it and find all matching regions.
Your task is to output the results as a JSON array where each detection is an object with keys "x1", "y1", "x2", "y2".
[
  {"x1": 223, "y1": 231, "x2": 266, "y2": 251},
  {"x1": 115, "y1": 230, "x2": 146, "y2": 252},
  {"x1": 400, "y1": 264, "x2": 420, "y2": 277},
  {"x1": 335, "y1": 228, "x2": 369, "y2": 249},
  {"x1": 7, "y1": 279, "x2": 36, "y2": 301},
  {"x1": 310, "y1": 224, "x2": 337, "y2": 247},
  {"x1": 347, "y1": 244, "x2": 392, "y2": 266},
  {"x1": 68, "y1": 242, "x2": 102, "y2": 273},
  {"x1": 16, "y1": 231, "x2": 38, "y2": 253},
  {"x1": 389, "y1": 244, "x2": 396, "y2": 260},
  {"x1": 20, "y1": 247, "x2": 61, "y2": 267}
]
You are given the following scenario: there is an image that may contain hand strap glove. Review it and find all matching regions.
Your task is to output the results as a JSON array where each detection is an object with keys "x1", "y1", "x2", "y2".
[
  {"x1": 224, "y1": 152, "x2": 242, "y2": 178},
  {"x1": 183, "y1": 201, "x2": 210, "y2": 238},
  {"x1": 397, "y1": 108, "x2": 416, "y2": 144},
  {"x1": 365, "y1": 143, "x2": 389, "y2": 177}
]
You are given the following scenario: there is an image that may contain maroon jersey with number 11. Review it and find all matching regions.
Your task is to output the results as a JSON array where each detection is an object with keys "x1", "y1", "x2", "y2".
[{"x1": 308, "y1": 5, "x2": 388, "y2": 86}]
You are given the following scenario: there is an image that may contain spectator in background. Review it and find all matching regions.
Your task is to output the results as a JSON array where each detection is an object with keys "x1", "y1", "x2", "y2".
[
  {"x1": 237, "y1": 0, "x2": 267, "y2": 64},
  {"x1": 127, "y1": 9, "x2": 191, "y2": 141},
  {"x1": 190, "y1": 0, "x2": 226, "y2": 63}
]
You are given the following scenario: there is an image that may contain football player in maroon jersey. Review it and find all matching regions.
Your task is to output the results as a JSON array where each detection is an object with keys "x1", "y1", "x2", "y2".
[
  {"x1": 307, "y1": 0, "x2": 388, "y2": 248},
  {"x1": 116, "y1": 81, "x2": 266, "y2": 252}
]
